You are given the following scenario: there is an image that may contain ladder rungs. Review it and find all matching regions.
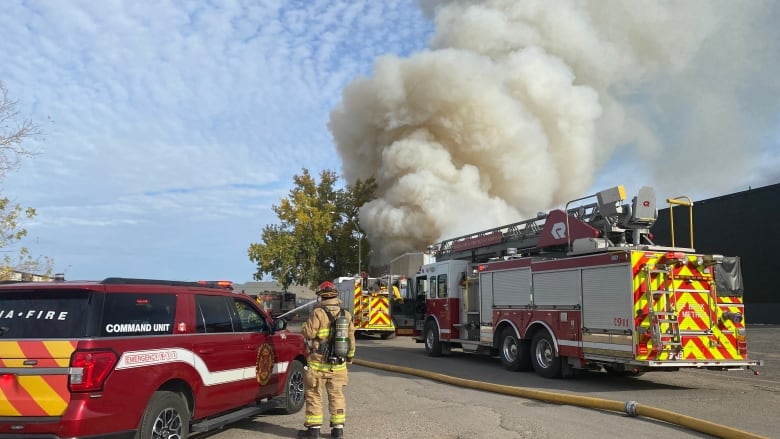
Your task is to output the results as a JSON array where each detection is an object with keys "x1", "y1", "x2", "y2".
[{"x1": 651, "y1": 290, "x2": 674, "y2": 296}]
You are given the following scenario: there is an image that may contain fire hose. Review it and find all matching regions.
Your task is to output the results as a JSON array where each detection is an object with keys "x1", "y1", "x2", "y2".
[{"x1": 353, "y1": 358, "x2": 767, "y2": 439}]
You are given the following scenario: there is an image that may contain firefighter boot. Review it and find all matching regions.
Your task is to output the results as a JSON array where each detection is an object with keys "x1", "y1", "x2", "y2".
[
  {"x1": 297, "y1": 426, "x2": 321, "y2": 439},
  {"x1": 331, "y1": 425, "x2": 344, "y2": 438}
]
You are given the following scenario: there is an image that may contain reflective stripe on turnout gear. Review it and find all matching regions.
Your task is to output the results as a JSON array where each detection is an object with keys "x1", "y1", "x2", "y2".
[
  {"x1": 307, "y1": 359, "x2": 347, "y2": 372},
  {"x1": 305, "y1": 413, "x2": 323, "y2": 426},
  {"x1": 331, "y1": 412, "x2": 345, "y2": 425}
]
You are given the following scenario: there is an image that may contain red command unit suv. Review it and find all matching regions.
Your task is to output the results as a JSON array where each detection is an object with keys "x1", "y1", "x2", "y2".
[{"x1": 0, "y1": 277, "x2": 308, "y2": 438}]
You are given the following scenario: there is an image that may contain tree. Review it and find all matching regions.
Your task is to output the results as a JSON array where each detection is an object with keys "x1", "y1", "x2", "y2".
[
  {"x1": 1, "y1": 81, "x2": 39, "y2": 175},
  {"x1": 0, "y1": 80, "x2": 53, "y2": 280},
  {"x1": 248, "y1": 168, "x2": 376, "y2": 290}
]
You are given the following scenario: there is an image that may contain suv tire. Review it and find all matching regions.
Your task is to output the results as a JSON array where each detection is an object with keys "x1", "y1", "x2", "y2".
[
  {"x1": 279, "y1": 360, "x2": 305, "y2": 414},
  {"x1": 138, "y1": 391, "x2": 190, "y2": 439}
]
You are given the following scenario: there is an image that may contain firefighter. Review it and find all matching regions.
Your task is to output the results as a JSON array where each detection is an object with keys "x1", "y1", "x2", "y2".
[
  {"x1": 391, "y1": 279, "x2": 403, "y2": 302},
  {"x1": 299, "y1": 281, "x2": 356, "y2": 439}
]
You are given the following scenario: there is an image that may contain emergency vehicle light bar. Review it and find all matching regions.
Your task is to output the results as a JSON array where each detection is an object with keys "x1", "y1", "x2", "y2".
[{"x1": 198, "y1": 280, "x2": 234, "y2": 289}]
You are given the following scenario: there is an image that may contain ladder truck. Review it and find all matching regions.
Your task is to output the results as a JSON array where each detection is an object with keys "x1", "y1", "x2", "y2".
[{"x1": 399, "y1": 185, "x2": 763, "y2": 378}]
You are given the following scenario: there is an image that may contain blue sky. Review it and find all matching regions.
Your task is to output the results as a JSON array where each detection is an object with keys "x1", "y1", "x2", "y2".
[
  {"x1": 0, "y1": 1, "x2": 432, "y2": 282},
  {"x1": 1, "y1": 1, "x2": 778, "y2": 282}
]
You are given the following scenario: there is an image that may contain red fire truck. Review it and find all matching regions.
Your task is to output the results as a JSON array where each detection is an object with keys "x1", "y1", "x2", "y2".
[{"x1": 398, "y1": 185, "x2": 763, "y2": 378}]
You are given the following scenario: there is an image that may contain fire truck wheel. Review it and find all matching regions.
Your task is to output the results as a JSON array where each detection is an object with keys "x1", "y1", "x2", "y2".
[
  {"x1": 280, "y1": 360, "x2": 306, "y2": 414},
  {"x1": 138, "y1": 391, "x2": 190, "y2": 439},
  {"x1": 531, "y1": 331, "x2": 562, "y2": 378},
  {"x1": 424, "y1": 321, "x2": 443, "y2": 357},
  {"x1": 499, "y1": 327, "x2": 532, "y2": 372}
]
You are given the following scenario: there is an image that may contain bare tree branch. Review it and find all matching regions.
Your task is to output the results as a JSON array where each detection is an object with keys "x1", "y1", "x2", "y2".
[
  {"x1": 0, "y1": 81, "x2": 40, "y2": 178},
  {"x1": 0, "y1": 81, "x2": 52, "y2": 277}
]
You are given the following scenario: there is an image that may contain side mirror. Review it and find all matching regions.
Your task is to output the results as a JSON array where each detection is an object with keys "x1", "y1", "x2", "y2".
[{"x1": 273, "y1": 318, "x2": 288, "y2": 332}]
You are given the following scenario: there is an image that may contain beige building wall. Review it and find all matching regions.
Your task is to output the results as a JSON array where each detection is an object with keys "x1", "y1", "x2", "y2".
[{"x1": 233, "y1": 281, "x2": 316, "y2": 300}]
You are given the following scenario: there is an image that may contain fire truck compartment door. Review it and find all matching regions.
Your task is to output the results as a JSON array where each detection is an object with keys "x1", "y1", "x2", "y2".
[
  {"x1": 532, "y1": 269, "x2": 581, "y2": 307},
  {"x1": 581, "y1": 264, "x2": 633, "y2": 331}
]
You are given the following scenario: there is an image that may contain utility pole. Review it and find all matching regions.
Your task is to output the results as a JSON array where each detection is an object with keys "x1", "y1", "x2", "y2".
[{"x1": 352, "y1": 220, "x2": 363, "y2": 275}]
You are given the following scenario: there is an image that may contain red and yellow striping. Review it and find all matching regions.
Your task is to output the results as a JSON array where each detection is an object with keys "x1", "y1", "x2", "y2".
[
  {"x1": 631, "y1": 251, "x2": 746, "y2": 362},
  {"x1": 0, "y1": 340, "x2": 77, "y2": 417},
  {"x1": 368, "y1": 296, "x2": 391, "y2": 327},
  {"x1": 352, "y1": 282, "x2": 393, "y2": 330}
]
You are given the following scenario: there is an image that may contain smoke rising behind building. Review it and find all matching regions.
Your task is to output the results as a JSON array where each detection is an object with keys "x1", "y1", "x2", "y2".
[{"x1": 328, "y1": 0, "x2": 780, "y2": 263}]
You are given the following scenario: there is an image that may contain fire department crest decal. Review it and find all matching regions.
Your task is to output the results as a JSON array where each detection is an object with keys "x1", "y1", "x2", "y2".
[{"x1": 256, "y1": 343, "x2": 275, "y2": 385}]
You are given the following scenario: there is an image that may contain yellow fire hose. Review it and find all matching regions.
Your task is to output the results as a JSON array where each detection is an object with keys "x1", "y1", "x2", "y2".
[{"x1": 353, "y1": 358, "x2": 767, "y2": 439}]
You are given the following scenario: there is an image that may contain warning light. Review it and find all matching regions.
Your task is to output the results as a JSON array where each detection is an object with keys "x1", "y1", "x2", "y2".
[
  {"x1": 198, "y1": 280, "x2": 233, "y2": 290},
  {"x1": 660, "y1": 252, "x2": 686, "y2": 265}
]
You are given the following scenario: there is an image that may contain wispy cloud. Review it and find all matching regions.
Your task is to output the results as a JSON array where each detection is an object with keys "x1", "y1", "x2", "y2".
[{"x1": 0, "y1": 0, "x2": 433, "y2": 280}]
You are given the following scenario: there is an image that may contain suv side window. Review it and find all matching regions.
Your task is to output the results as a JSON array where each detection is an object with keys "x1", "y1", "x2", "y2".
[
  {"x1": 232, "y1": 297, "x2": 269, "y2": 332},
  {"x1": 196, "y1": 295, "x2": 234, "y2": 333},
  {"x1": 100, "y1": 293, "x2": 176, "y2": 337}
]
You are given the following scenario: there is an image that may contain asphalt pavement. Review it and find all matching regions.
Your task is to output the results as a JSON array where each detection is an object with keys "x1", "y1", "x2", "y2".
[{"x1": 197, "y1": 324, "x2": 780, "y2": 439}]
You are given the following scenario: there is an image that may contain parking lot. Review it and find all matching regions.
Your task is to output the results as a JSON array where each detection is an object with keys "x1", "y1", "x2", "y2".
[{"x1": 201, "y1": 325, "x2": 778, "y2": 439}]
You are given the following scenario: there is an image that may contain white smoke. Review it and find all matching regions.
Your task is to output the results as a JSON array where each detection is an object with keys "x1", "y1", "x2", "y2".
[{"x1": 328, "y1": 0, "x2": 780, "y2": 263}]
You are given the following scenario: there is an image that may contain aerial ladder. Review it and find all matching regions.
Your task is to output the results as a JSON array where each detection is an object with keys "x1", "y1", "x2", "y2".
[{"x1": 431, "y1": 186, "x2": 659, "y2": 263}]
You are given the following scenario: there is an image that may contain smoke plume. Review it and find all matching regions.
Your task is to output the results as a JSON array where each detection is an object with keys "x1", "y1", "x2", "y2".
[{"x1": 328, "y1": 0, "x2": 780, "y2": 263}]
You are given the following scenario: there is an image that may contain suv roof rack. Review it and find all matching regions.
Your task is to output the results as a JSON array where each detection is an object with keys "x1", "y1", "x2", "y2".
[{"x1": 100, "y1": 277, "x2": 230, "y2": 289}]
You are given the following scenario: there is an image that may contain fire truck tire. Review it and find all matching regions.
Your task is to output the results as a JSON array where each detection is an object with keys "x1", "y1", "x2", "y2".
[
  {"x1": 138, "y1": 391, "x2": 190, "y2": 439},
  {"x1": 424, "y1": 321, "x2": 443, "y2": 357},
  {"x1": 279, "y1": 360, "x2": 306, "y2": 414},
  {"x1": 531, "y1": 331, "x2": 562, "y2": 378},
  {"x1": 499, "y1": 327, "x2": 532, "y2": 372}
]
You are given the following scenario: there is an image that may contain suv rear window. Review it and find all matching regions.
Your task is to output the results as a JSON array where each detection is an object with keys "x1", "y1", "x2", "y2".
[
  {"x1": 100, "y1": 293, "x2": 176, "y2": 337},
  {"x1": 0, "y1": 289, "x2": 90, "y2": 338}
]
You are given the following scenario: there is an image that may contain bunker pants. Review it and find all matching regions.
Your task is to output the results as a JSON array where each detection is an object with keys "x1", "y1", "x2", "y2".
[{"x1": 303, "y1": 364, "x2": 348, "y2": 427}]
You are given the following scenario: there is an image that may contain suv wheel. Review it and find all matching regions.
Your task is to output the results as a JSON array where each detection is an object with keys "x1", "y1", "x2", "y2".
[
  {"x1": 279, "y1": 360, "x2": 305, "y2": 414},
  {"x1": 138, "y1": 391, "x2": 190, "y2": 439}
]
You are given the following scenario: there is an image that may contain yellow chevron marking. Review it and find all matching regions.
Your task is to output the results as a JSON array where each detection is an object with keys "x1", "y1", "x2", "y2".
[
  {"x1": 18, "y1": 375, "x2": 69, "y2": 416},
  {"x1": 42, "y1": 341, "x2": 77, "y2": 366},
  {"x1": 0, "y1": 341, "x2": 25, "y2": 358},
  {"x1": 0, "y1": 388, "x2": 21, "y2": 416}
]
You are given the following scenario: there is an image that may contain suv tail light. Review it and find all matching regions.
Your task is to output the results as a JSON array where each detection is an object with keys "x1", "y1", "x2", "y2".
[{"x1": 69, "y1": 349, "x2": 118, "y2": 392}]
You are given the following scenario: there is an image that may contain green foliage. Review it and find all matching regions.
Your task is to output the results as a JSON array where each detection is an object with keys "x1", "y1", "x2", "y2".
[
  {"x1": 0, "y1": 198, "x2": 53, "y2": 280},
  {"x1": 0, "y1": 80, "x2": 53, "y2": 279},
  {"x1": 248, "y1": 168, "x2": 376, "y2": 290}
]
